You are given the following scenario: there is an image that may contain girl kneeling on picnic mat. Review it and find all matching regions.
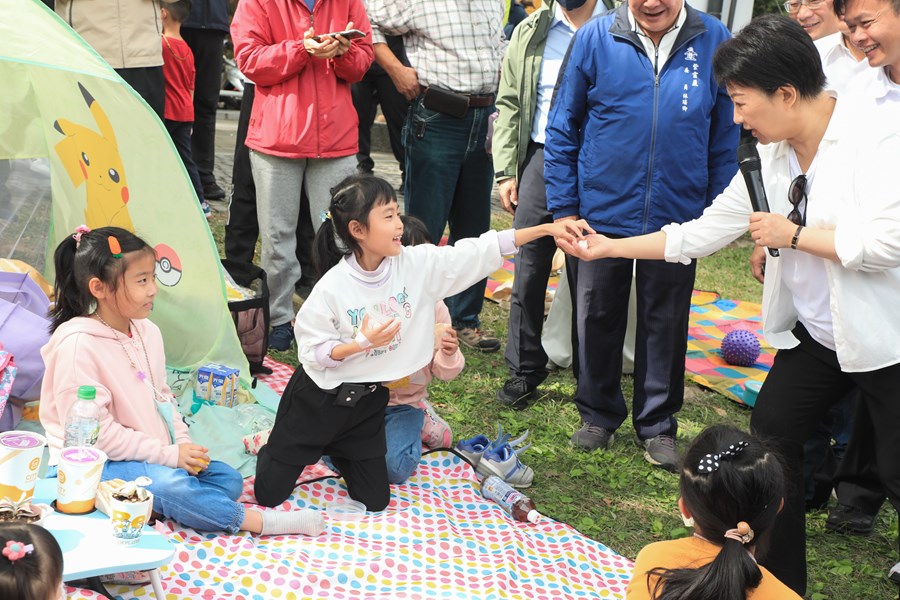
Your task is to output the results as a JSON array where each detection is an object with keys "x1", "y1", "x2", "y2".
[
  {"x1": 254, "y1": 175, "x2": 589, "y2": 510},
  {"x1": 626, "y1": 425, "x2": 799, "y2": 600},
  {"x1": 40, "y1": 226, "x2": 324, "y2": 537}
]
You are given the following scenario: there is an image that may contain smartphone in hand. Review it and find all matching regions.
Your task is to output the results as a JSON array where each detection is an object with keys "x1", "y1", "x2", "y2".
[{"x1": 311, "y1": 29, "x2": 366, "y2": 43}]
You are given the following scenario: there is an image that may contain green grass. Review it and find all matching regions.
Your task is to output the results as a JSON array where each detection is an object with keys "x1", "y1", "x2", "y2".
[{"x1": 209, "y1": 210, "x2": 897, "y2": 599}]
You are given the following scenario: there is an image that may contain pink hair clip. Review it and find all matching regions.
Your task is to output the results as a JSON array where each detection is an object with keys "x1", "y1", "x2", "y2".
[
  {"x1": 72, "y1": 224, "x2": 91, "y2": 248},
  {"x1": 2, "y1": 540, "x2": 34, "y2": 561}
]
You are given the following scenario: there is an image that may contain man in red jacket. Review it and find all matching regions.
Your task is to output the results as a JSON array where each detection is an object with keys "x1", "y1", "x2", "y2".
[{"x1": 231, "y1": 0, "x2": 374, "y2": 351}]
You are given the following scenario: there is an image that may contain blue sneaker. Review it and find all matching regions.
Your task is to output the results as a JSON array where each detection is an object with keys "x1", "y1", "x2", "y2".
[
  {"x1": 480, "y1": 441, "x2": 534, "y2": 488},
  {"x1": 455, "y1": 425, "x2": 530, "y2": 477},
  {"x1": 456, "y1": 434, "x2": 491, "y2": 469},
  {"x1": 268, "y1": 323, "x2": 294, "y2": 351}
]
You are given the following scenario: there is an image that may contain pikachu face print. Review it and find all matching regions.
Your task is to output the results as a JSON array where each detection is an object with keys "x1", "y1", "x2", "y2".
[{"x1": 53, "y1": 82, "x2": 134, "y2": 231}]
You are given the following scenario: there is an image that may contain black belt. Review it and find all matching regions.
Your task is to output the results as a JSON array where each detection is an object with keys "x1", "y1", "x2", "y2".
[{"x1": 419, "y1": 86, "x2": 495, "y2": 107}]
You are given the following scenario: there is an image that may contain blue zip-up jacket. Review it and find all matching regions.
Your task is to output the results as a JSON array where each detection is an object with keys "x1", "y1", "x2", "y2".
[{"x1": 544, "y1": 3, "x2": 739, "y2": 236}]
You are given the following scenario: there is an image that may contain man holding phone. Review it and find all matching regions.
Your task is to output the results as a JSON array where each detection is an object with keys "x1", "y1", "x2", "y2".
[{"x1": 367, "y1": 0, "x2": 507, "y2": 353}]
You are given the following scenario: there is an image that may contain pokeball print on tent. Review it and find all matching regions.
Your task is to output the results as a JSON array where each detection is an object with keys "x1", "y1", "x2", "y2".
[{"x1": 155, "y1": 243, "x2": 182, "y2": 287}]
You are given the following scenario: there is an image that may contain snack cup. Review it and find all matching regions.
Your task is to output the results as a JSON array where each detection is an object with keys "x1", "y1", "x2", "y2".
[
  {"x1": 109, "y1": 491, "x2": 153, "y2": 545},
  {"x1": 0, "y1": 431, "x2": 46, "y2": 504},
  {"x1": 57, "y1": 447, "x2": 107, "y2": 514}
]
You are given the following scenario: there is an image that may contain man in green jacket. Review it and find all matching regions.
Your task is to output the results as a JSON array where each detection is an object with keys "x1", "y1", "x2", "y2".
[{"x1": 493, "y1": 0, "x2": 608, "y2": 408}]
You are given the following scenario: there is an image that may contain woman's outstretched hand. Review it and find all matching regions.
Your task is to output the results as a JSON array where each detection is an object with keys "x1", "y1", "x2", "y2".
[{"x1": 556, "y1": 233, "x2": 615, "y2": 261}]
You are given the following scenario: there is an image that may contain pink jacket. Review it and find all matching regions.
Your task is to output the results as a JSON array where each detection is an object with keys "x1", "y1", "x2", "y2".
[
  {"x1": 39, "y1": 317, "x2": 191, "y2": 467},
  {"x1": 386, "y1": 302, "x2": 464, "y2": 407},
  {"x1": 231, "y1": 0, "x2": 374, "y2": 159}
]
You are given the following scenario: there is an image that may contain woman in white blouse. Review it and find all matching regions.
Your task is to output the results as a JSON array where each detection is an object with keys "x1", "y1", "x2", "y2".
[{"x1": 559, "y1": 14, "x2": 900, "y2": 599}]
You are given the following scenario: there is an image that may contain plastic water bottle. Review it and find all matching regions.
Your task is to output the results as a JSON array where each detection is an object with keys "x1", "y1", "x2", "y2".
[
  {"x1": 481, "y1": 475, "x2": 540, "y2": 524},
  {"x1": 63, "y1": 386, "x2": 100, "y2": 447}
]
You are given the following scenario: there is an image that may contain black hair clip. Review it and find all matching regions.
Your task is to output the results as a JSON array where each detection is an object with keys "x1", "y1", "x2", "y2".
[{"x1": 697, "y1": 441, "x2": 749, "y2": 474}]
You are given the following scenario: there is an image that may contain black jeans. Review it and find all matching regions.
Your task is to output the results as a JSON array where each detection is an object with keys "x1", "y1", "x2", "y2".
[
  {"x1": 164, "y1": 120, "x2": 204, "y2": 204},
  {"x1": 503, "y1": 142, "x2": 553, "y2": 385},
  {"x1": 751, "y1": 323, "x2": 900, "y2": 596},
  {"x1": 254, "y1": 368, "x2": 390, "y2": 511},
  {"x1": 351, "y1": 70, "x2": 408, "y2": 176},
  {"x1": 181, "y1": 27, "x2": 225, "y2": 187},
  {"x1": 116, "y1": 66, "x2": 164, "y2": 119}
]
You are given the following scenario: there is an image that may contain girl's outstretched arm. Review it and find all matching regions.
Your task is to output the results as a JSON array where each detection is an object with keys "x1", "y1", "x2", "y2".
[
  {"x1": 557, "y1": 231, "x2": 668, "y2": 261},
  {"x1": 513, "y1": 219, "x2": 593, "y2": 248}
]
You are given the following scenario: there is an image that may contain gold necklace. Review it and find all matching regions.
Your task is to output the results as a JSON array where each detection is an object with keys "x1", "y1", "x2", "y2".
[
  {"x1": 93, "y1": 314, "x2": 168, "y2": 402},
  {"x1": 162, "y1": 35, "x2": 188, "y2": 62}
]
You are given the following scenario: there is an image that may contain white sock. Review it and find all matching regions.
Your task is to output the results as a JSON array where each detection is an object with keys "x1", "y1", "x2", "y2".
[{"x1": 259, "y1": 508, "x2": 326, "y2": 536}]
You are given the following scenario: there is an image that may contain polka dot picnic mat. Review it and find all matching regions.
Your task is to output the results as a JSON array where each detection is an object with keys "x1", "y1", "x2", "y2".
[{"x1": 74, "y1": 451, "x2": 632, "y2": 599}]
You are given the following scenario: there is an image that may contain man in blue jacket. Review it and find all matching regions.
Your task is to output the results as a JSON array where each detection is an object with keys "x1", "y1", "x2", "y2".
[{"x1": 544, "y1": 0, "x2": 738, "y2": 470}]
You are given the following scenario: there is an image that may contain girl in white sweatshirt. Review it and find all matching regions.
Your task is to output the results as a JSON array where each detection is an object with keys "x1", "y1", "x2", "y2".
[{"x1": 253, "y1": 175, "x2": 589, "y2": 511}]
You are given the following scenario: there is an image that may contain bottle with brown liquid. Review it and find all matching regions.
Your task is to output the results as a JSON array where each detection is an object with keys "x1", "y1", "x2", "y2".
[{"x1": 480, "y1": 475, "x2": 540, "y2": 523}]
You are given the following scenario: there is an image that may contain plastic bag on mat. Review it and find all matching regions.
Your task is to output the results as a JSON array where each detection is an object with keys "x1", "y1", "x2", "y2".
[{"x1": 0, "y1": 272, "x2": 51, "y2": 400}]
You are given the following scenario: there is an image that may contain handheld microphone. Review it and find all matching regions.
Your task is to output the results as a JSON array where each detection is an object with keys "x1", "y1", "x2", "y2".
[{"x1": 737, "y1": 138, "x2": 779, "y2": 258}]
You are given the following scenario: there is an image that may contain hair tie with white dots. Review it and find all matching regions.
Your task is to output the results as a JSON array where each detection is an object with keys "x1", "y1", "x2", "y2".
[{"x1": 697, "y1": 441, "x2": 749, "y2": 474}]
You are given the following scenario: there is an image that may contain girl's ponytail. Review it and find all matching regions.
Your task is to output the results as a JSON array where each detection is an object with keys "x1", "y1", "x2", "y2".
[
  {"x1": 311, "y1": 174, "x2": 398, "y2": 277},
  {"x1": 49, "y1": 226, "x2": 154, "y2": 333},
  {"x1": 50, "y1": 234, "x2": 87, "y2": 333},
  {"x1": 648, "y1": 537, "x2": 761, "y2": 600},
  {"x1": 312, "y1": 217, "x2": 346, "y2": 278}
]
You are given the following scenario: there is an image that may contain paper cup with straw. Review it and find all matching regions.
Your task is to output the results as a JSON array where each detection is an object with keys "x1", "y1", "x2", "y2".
[
  {"x1": 0, "y1": 431, "x2": 47, "y2": 504},
  {"x1": 57, "y1": 446, "x2": 107, "y2": 514}
]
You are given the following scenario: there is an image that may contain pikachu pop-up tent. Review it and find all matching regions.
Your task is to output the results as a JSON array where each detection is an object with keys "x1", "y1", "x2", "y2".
[{"x1": 0, "y1": 0, "x2": 249, "y2": 384}]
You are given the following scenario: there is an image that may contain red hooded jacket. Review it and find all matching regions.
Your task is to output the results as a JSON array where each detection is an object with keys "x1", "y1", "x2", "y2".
[{"x1": 231, "y1": 0, "x2": 373, "y2": 159}]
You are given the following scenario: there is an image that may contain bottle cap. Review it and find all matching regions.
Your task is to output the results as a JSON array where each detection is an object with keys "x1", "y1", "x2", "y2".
[
  {"x1": 526, "y1": 509, "x2": 540, "y2": 524},
  {"x1": 77, "y1": 386, "x2": 96, "y2": 400}
]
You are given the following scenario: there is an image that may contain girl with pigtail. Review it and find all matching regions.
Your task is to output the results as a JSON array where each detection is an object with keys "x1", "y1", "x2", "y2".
[
  {"x1": 40, "y1": 226, "x2": 325, "y2": 537},
  {"x1": 627, "y1": 425, "x2": 799, "y2": 600},
  {"x1": 253, "y1": 174, "x2": 590, "y2": 511}
]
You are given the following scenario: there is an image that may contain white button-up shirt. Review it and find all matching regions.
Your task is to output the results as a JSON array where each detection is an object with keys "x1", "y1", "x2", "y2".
[
  {"x1": 530, "y1": 1, "x2": 606, "y2": 144},
  {"x1": 814, "y1": 32, "x2": 876, "y2": 94},
  {"x1": 366, "y1": 0, "x2": 505, "y2": 94},
  {"x1": 662, "y1": 93, "x2": 900, "y2": 372}
]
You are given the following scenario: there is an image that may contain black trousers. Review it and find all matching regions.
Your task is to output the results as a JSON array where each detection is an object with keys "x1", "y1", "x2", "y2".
[
  {"x1": 164, "y1": 120, "x2": 204, "y2": 204},
  {"x1": 574, "y1": 256, "x2": 695, "y2": 439},
  {"x1": 834, "y1": 399, "x2": 887, "y2": 514},
  {"x1": 254, "y1": 368, "x2": 390, "y2": 511},
  {"x1": 351, "y1": 69, "x2": 408, "y2": 175},
  {"x1": 224, "y1": 83, "x2": 317, "y2": 280},
  {"x1": 116, "y1": 66, "x2": 164, "y2": 120},
  {"x1": 750, "y1": 323, "x2": 900, "y2": 596},
  {"x1": 181, "y1": 27, "x2": 225, "y2": 187},
  {"x1": 503, "y1": 142, "x2": 553, "y2": 386}
]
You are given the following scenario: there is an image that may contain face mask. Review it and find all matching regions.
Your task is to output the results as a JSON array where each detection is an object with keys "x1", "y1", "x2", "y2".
[{"x1": 558, "y1": 0, "x2": 589, "y2": 9}]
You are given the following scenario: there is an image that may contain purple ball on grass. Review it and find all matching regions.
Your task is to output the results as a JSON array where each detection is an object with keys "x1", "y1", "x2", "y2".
[{"x1": 721, "y1": 329, "x2": 761, "y2": 367}]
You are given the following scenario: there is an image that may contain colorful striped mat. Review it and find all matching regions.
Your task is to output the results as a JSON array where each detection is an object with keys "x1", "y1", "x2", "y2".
[{"x1": 685, "y1": 290, "x2": 773, "y2": 406}]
